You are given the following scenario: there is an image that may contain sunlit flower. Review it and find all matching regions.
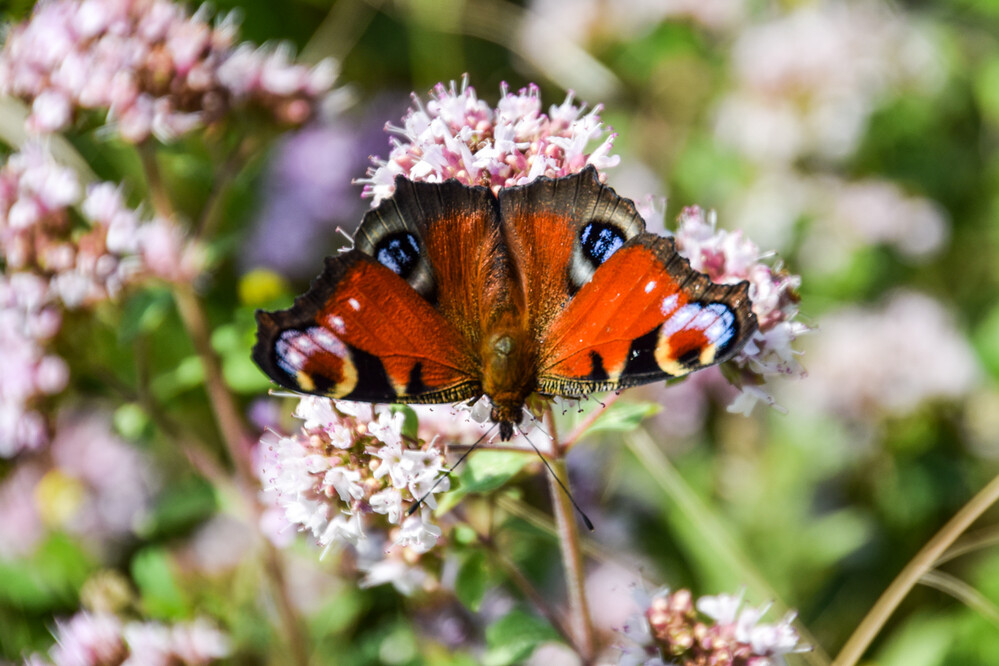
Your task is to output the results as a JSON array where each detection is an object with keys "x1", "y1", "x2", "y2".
[
  {"x1": 617, "y1": 587, "x2": 808, "y2": 665},
  {"x1": 0, "y1": 273, "x2": 66, "y2": 457},
  {"x1": 672, "y1": 206, "x2": 808, "y2": 414},
  {"x1": 359, "y1": 77, "x2": 619, "y2": 205},
  {"x1": 0, "y1": 143, "x2": 202, "y2": 455},
  {"x1": 0, "y1": 0, "x2": 335, "y2": 142},
  {"x1": 257, "y1": 398, "x2": 450, "y2": 560}
]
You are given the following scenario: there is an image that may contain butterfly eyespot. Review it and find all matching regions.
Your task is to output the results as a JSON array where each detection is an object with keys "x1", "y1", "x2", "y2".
[
  {"x1": 580, "y1": 222, "x2": 625, "y2": 267},
  {"x1": 274, "y1": 327, "x2": 358, "y2": 397},
  {"x1": 654, "y1": 302, "x2": 740, "y2": 376},
  {"x1": 375, "y1": 232, "x2": 422, "y2": 278}
]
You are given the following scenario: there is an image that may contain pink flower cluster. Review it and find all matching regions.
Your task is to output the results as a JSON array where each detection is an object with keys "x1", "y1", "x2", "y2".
[
  {"x1": 1, "y1": 143, "x2": 200, "y2": 306},
  {"x1": 672, "y1": 206, "x2": 808, "y2": 414},
  {"x1": 0, "y1": 143, "x2": 201, "y2": 456},
  {"x1": 0, "y1": 274, "x2": 67, "y2": 457},
  {"x1": 0, "y1": 410, "x2": 154, "y2": 558},
  {"x1": 618, "y1": 588, "x2": 806, "y2": 666},
  {"x1": 0, "y1": 0, "x2": 336, "y2": 141},
  {"x1": 25, "y1": 612, "x2": 230, "y2": 666},
  {"x1": 258, "y1": 398, "x2": 449, "y2": 576},
  {"x1": 360, "y1": 77, "x2": 620, "y2": 204}
]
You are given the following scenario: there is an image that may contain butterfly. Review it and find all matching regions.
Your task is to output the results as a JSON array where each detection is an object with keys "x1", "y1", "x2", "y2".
[{"x1": 253, "y1": 166, "x2": 758, "y2": 440}]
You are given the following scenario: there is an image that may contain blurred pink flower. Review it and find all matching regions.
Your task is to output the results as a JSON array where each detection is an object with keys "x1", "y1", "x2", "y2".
[
  {"x1": 28, "y1": 612, "x2": 230, "y2": 666},
  {"x1": 359, "y1": 77, "x2": 619, "y2": 205},
  {"x1": 0, "y1": 463, "x2": 46, "y2": 558},
  {"x1": 0, "y1": 0, "x2": 335, "y2": 142},
  {"x1": 790, "y1": 291, "x2": 979, "y2": 421},
  {"x1": 49, "y1": 411, "x2": 156, "y2": 548},
  {"x1": 0, "y1": 273, "x2": 66, "y2": 456},
  {"x1": 0, "y1": 143, "x2": 203, "y2": 455},
  {"x1": 715, "y1": 0, "x2": 941, "y2": 165},
  {"x1": 617, "y1": 587, "x2": 807, "y2": 666}
]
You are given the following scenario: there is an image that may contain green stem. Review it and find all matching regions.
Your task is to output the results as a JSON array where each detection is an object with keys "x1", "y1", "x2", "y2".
[
  {"x1": 546, "y1": 407, "x2": 596, "y2": 663},
  {"x1": 456, "y1": 506, "x2": 579, "y2": 651},
  {"x1": 833, "y1": 472, "x2": 999, "y2": 666},
  {"x1": 139, "y1": 148, "x2": 311, "y2": 666}
]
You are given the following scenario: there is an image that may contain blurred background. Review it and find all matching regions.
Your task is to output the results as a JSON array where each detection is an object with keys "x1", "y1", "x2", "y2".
[{"x1": 3, "y1": 0, "x2": 999, "y2": 664}]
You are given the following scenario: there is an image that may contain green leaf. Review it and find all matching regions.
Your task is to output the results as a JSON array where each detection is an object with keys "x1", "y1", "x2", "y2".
[
  {"x1": 391, "y1": 404, "x2": 420, "y2": 441},
  {"x1": 579, "y1": 400, "x2": 661, "y2": 440},
  {"x1": 113, "y1": 402, "x2": 151, "y2": 440},
  {"x1": 131, "y1": 547, "x2": 187, "y2": 619},
  {"x1": 460, "y1": 450, "x2": 531, "y2": 494},
  {"x1": 136, "y1": 477, "x2": 217, "y2": 539},
  {"x1": 222, "y1": 351, "x2": 273, "y2": 393},
  {"x1": 210, "y1": 323, "x2": 242, "y2": 355},
  {"x1": 455, "y1": 551, "x2": 489, "y2": 612},
  {"x1": 150, "y1": 355, "x2": 204, "y2": 399},
  {"x1": 436, "y1": 450, "x2": 528, "y2": 515},
  {"x1": 118, "y1": 287, "x2": 172, "y2": 343},
  {"x1": 0, "y1": 533, "x2": 93, "y2": 609},
  {"x1": 483, "y1": 608, "x2": 560, "y2": 666}
]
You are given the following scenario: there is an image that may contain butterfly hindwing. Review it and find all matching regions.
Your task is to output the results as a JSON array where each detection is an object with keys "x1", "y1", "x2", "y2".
[
  {"x1": 537, "y1": 234, "x2": 758, "y2": 396},
  {"x1": 253, "y1": 251, "x2": 481, "y2": 404}
]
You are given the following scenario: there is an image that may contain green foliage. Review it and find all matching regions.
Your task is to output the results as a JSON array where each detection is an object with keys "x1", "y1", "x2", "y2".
[{"x1": 482, "y1": 608, "x2": 560, "y2": 666}]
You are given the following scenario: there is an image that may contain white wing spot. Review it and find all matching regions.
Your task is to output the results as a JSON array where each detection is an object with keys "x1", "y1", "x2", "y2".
[
  {"x1": 309, "y1": 327, "x2": 349, "y2": 358},
  {"x1": 645, "y1": 280, "x2": 656, "y2": 293},
  {"x1": 326, "y1": 314, "x2": 346, "y2": 333},
  {"x1": 348, "y1": 298, "x2": 361, "y2": 311},
  {"x1": 660, "y1": 294, "x2": 679, "y2": 316}
]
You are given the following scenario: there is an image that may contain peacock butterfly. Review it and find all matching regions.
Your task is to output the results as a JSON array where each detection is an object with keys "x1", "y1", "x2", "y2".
[{"x1": 252, "y1": 166, "x2": 758, "y2": 440}]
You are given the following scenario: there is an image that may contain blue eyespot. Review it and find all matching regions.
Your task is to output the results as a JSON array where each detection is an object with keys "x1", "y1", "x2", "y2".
[
  {"x1": 376, "y1": 232, "x2": 421, "y2": 277},
  {"x1": 580, "y1": 222, "x2": 625, "y2": 267}
]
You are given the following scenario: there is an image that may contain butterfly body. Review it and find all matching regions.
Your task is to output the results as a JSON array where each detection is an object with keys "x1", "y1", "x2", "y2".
[{"x1": 253, "y1": 167, "x2": 758, "y2": 440}]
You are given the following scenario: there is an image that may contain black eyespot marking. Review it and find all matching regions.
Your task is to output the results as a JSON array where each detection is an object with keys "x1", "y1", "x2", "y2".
[
  {"x1": 587, "y1": 350, "x2": 609, "y2": 382},
  {"x1": 375, "y1": 232, "x2": 421, "y2": 278},
  {"x1": 580, "y1": 222, "x2": 625, "y2": 267}
]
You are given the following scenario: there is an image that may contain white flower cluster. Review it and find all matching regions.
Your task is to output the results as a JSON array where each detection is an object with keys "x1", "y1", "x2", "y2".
[
  {"x1": 672, "y1": 206, "x2": 808, "y2": 414},
  {"x1": 0, "y1": 0, "x2": 336, "y2": 141},
  {"x1": 26, "y1": 612, "x2": 230, "y2": 666},
  {"x1": 258, "y1": 397, "x2": 449, "y2": 562},
  {"x1": 360, "y1": 77, "x2": 620, "y2": 205},
  {"x1": 618, "y1": 587, "x2": 806, "y2": 666}
]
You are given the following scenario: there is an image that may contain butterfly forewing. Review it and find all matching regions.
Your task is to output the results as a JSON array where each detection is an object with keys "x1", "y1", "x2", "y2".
[
  {"x1": 253, "y1": 251, "x2": 481, "y2": 404},
  {"x1": 499, "y1": 165, "x2": 646, "y2": 333},
  {"x1": 356, "y1": 177, "x2": 508, "y2": 344},
  {"x1": 536, "y1": 234, "x2": 758, "y2": 396}
]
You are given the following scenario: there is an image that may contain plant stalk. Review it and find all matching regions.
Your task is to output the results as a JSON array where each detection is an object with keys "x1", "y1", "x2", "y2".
[
  {"x1": 833, "y1": 471, "x2": 999, "y2": 666},
  {"x1": 140, "y1": 147, "x2": 310, "y2": 666},
  {"x1": 545, "y1": 407, "x2": 596, "y2": 662}
]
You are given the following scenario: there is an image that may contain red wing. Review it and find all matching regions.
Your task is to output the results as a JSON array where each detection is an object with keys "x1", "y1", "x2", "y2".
[
  {"x1": 498, "y1": 166, "x2": 646, "y2": 334},
  {"x1": 537, "y1": 235, "x2": 757, "y2": 396},
  {"x1": 254, "y1": 251, "x2": 481, "y2": 404},
  {"x1": 354, "y1": 177, "x2": 508, "y2": 345}
]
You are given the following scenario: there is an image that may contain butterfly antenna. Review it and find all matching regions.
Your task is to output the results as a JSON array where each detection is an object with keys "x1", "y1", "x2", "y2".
[
  {"x1": 406, "y1": 423, "x2": 498, "y2": 517},
  {"x1": 518, "y1": 427, "x2": 594, "y2": 531}
]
